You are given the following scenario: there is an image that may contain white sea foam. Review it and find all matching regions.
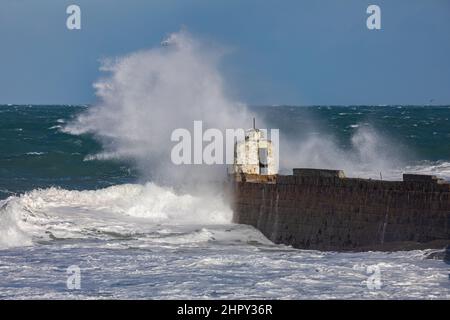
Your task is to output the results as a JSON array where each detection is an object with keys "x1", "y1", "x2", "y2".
[
  {"x1": 0, "y1": 231, "x2": 448, "y2": 299},
  {"x1": 0, "y1": 198, "x2": 33, "y2": 248},
  {"x1": 0, "y1": 183, "x2": 233, "y2": 249},
  {"x1": 83, "y1": 152, "x2": 120, "y2": 161},
  {"x1": 25, "y1": 152, "x2": 46, "y2": 156},
  {"x1": 0, "y1": 180, "x2": 449, "y2": 299},
  {"x1": 399, "y1": 161, "x2": 450, "y2": 180}
]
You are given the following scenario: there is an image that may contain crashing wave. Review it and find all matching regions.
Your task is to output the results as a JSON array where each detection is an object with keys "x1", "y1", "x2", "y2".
[{"x1": 0, "y1": 183, "x2": 233, "y2": 248}]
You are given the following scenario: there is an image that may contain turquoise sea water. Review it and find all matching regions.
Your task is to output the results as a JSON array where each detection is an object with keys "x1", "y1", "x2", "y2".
[
  {"x1": 0, "y1": 105, "x2": 137, "y2": 199},
  {"x1": 1, "y1": 104, "x2": 450, "y2": 200}
]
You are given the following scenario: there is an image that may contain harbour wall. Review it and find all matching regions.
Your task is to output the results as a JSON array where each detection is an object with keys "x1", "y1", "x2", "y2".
[{"x1": 231, "y1": 170, "x2": 450, "y2": 251}]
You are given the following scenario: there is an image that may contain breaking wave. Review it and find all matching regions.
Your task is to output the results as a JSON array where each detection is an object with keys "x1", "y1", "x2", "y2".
[
  {"x1": 400, "y1": 161, "x2": 450, "y2": 180},
  {"x1": 0, "y1": 183, "x2": 234, "y2": 248}
]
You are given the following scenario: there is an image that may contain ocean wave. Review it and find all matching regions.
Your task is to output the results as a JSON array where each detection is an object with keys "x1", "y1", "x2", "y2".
[
  {"x1": 343, "y1": 161, "x2": 450, "y2": 181},
  {"x1": 0, "y1": 183, "x2": 233, "y2": 248},
  {"x1": 83, "y1": 152, "x2": 121, "y2": 161},
  {"x1": 400, "y1": 161, "x2": 450, "y2": 180},
  {"x1": 25, "y1": 152, "x2": 46, "y2": 156}
]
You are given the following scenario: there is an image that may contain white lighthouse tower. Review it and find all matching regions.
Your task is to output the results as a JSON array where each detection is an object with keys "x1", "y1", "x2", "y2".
[{"x1": 231, "y1": 119, "x2": 277, "y2": 176}]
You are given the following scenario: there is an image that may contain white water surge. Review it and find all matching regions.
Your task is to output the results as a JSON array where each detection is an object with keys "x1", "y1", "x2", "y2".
[
  {"x1": 0, "y1": 183, "x2": 233, "y2": 249},
  {"x1": 0, "y1": 182, "x2": 449, "y2": 299}
]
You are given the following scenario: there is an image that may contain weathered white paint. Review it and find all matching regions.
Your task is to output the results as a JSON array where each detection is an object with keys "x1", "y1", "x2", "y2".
[{"x1": 231, "y1": 128, "x2": 277, "y2": 175}]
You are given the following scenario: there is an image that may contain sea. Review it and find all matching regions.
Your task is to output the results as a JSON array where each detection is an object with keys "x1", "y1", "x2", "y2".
[{"x1": 0, "y1": 104, "x2": 449, "y2": 299}]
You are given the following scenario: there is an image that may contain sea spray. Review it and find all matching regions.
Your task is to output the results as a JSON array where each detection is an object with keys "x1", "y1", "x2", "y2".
[
  {"x1": 64, "y1": 30, "x2": 256, "y2": 187},
  {"x1": 278, "y1": 123, "x2": 406, "y2": 179},
  {"x1": 64, "y1": 30, "x2": 404, "y2": 186}
]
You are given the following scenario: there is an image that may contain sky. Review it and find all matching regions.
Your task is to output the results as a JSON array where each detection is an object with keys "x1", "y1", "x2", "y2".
[{"x1": 0, "y1": 0, "x2": 449, "y2": 106}]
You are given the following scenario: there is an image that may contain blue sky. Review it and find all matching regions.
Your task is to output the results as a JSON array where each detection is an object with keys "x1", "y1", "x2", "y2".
[{"x1": 0, "y1": 0, "x2": 449, "y2": 105}]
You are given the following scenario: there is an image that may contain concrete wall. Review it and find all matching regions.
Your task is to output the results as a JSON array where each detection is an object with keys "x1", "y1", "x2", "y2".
[{"x1": 232, "y1": 174, "x2": 450, "y2": 251}]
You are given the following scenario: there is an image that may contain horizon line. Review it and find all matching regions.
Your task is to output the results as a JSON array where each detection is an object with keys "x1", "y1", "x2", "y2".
[{"x1": 1, "y1": 103, "x2": 450, "y2": 108}]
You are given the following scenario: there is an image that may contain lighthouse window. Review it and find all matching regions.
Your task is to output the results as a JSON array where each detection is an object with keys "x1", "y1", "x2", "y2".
[{"x1": 259, "y1": 147, "x2": 268, "y2": 175}]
